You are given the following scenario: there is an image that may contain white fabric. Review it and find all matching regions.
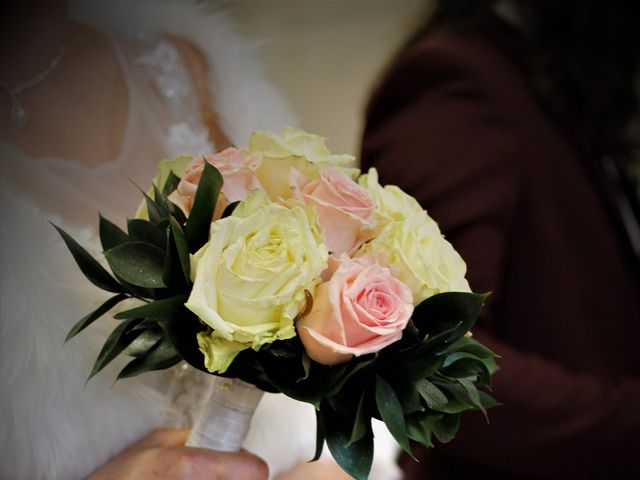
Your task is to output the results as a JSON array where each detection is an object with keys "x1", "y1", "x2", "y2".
[
  {"x1": 185, "y1": 378, "x2": 264, "y2": 452},
  {"x1": 0, "y1": 2, "x2": 400, "y2": 479}
]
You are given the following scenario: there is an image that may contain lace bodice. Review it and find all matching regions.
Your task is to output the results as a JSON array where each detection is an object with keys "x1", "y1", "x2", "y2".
[{"x1": 2, "y1": 30, "x2": 215, "y2": 229}]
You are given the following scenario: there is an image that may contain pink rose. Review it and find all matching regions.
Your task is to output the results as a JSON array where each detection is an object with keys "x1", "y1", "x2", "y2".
[
  {"x1": 291, "y1": 168, "x2": 375, "y2": 256},
  {"x1": 298, "y1": 256, "x2": 413, "y2": 365},
  {"x1": 170, "y1": 148, "x2": 263, "y2": 216}
]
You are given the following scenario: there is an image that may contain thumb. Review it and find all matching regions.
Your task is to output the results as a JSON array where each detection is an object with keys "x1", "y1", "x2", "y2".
[{"x1": 185, "y1": 449, "x2": 270, "y2": 480}]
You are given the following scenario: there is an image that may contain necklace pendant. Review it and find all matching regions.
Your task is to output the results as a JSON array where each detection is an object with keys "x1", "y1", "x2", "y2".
[{"x1": 10, "y1": 96, "x2": 28, "y2": 128}]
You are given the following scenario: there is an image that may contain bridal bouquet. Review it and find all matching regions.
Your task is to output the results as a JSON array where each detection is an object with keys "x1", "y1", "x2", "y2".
[{"x1": 57, "y1": 128, "x2": 498, "y2": 479}]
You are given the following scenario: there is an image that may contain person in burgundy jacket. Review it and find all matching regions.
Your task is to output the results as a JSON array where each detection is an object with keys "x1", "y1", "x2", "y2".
[{"x1": 361, "y1": 1, "x2": 640, "y2": 478}]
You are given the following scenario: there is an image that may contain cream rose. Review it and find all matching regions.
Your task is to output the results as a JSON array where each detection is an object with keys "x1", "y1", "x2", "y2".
[
  {"x1": 249, "y1": 127, "x2": 356, "y2": 170},
  {"x1": 359, "y1": 211, "x2": 470, "y2": 304},
  {"x1": 291, "y1": 168, "x2": 376, "y2": 256},
  {"x1": 297, "y1": 255, "x2": 413, "y2": 366},
  {"x1": 358, "y1": 167, "x2": 427, "y2": 227},
  {"x1": 248, "y1": 128, "x2": 360, "y2": 201},
  {"x1": 186, "y1": 191, "x2": 328, "y2": 373},
  {"x1": 169, "y1": 147, "x2": 263, "y2": 217},
  {"x1": 358, "y1": 168, "x2": 470, "y2": 303}
]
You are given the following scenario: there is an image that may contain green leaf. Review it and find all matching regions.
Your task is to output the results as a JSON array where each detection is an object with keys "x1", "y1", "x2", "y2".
[
  {"x1": 113, "y1": 274, "x2": 156, "y2": 301},
  {"x1": 127, "y1": 219, "x2": 167, "y2": 250},
  {"x1": 185, "y1": 162, "x2": 223, "y2": 252},
  {"x1": 324, "y1": 407, "x2": 373, "y2": 480},
  {"x1": 169, "y1": 217, "x2": 190, "y2": 283},
  {"x1": 129, "y1": 318, "x2": 160, "y2": 332},
  {"x1": 153, "y1": 184, "x2": 187, "y2": 225},
  {"x1": 257, "y1": 352, "x2": 327, "y2": 406},
  {"x1": 326, "y1": 358, "x2": 374, "y2": 397},
  {"x1": 141, "y1": 188, "x2": 167, "y2": 225},
  {"x1": 311, "y1": 409, "x2": 325, "y2": 462},
  {"x1": 406, "y1": 413, "x2": 442, "y2": 448},
  {"x1": 163, "y1": 221, "x2": 190, "y2": 289},
  {"x1": 441, "y1": 357, "x2": 492, "y2": 385},
  {"x1": 432, "y1": 413, "x2": 460, "y2": 444},
  {"x1": 89, "y1": 318, "x2": 142, "y2": 380},
  {"x1": 105, "y1": 242, "x2": 167, "y2": 289},
  {"x1": 441, "y1": 336, "x2": 497, "y2": 359},
  {"x1": 114, "y1": 295, "x2": 188, "y2": 320},
  {"x1": 159, "y1": 314, "x2": 208, "y2": 373},
  {"x1": 395, "y1": 350, "x2": 444, "y2": 383},
  {"x1": 457, "y1": 377, "x2": 485, "y2": 418},
  {"x1": 434, "y1": 381, "x2": 477, "y2": 413},
  {"x1": 99, "y1": 215, "x2": 128, "y2": 251},
  {"x1": 413, "y1": 292, "x2": 488, "y2": 343},
  {"x1": 415, "y1": 379, "x2": 449, "y2": 411},
  {"x1": 348, "y1": 387, "x2": 369, "y2": 446},
  {"x1": 429, "y1": 396, "x2": 472, "y2": 414},
  {"x1": 162, "y1": 171, "x2": 181, "y2": 197},
  {"x1": 400, "y1": 376, "x2": 427, "y2": 416},
  {"x1": 442, "y1": 351, "x2": 487, "y2": 369},
  {"x1": 123, "y1": 328, "x2": 163, "y2": 357},
  {"x1": 406, "y1": 416, "x2": 429, "y2": 446},
  {"x1": 221, "y1": 200, "x2": 240, "y2": 219},
  {"x1": 475, "y1": 391, "x2": 502, "y2": 423},
  {"x1": 439, "y1": 337, "x2": 499, "y2": 386},
  {"x1": 375, "y1": 375, "x2": 412, "y2": 455},
  {"x1": 52, "y1": 223, "x2": 124, "y2": 293},
  {"x1": 118, "y1": 338, "x2": 181, "y2": 378},
  {"x1": 479, "y1": 390, "x2": 501, "y2": 410},
  {"x1": 65, "y1": 293, "x2": 128, "y2": 342}
]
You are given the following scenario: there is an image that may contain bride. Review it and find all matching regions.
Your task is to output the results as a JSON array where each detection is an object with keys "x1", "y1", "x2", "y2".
[{"x1": 0, "y1": 1, "x2": 400, "y2": 479}]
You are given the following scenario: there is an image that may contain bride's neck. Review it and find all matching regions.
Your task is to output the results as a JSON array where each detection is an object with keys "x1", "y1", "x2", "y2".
[{"x1": 0, "y1": 0, "x2": 68, "y2": 87}]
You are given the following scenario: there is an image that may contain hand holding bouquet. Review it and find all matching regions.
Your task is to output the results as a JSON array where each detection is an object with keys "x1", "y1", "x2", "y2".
[{"x1": 57, "y1": 128, "x2": 498, "y2": 479}]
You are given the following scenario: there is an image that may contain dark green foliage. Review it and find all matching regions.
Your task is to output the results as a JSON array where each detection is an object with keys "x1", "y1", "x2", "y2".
[
  {"x1": 54, "y1": 165, "x2": 223, "y2": 381},
  {"x1": 88, "y1": 318, "x2": 144, "y2": 380},
  {"x1": 113, "y1": 295, "x2": 189, "y2": 320},
  {"x1": 162, "y1": 171, "x2": 181, "y2": 197},
  {"x1": 65, "y1": 293, "x2": 128, "y2": 342},
  {"x1": 323, "y1": 399, "x2": 374, "y2": 480},
  {"x1": 221, "y1": 200, "x2": 240, "y2": 218},
  {"x1": 99, "y1": 215, "x2": 128, "y2": 250},
  {"x1": 312, "y1": 409, "x2": 325, "y2": 461},
  {"x1": 127, "y1": 219, "x2": 166, "y2": 249},
  {"x1": 51, "y1": 223, "x2": 123, "y2": 293},
  {"x1": 117, "y1": 338, "x2": 182, "y2": 379},
  {"x1": 185, "y1": 162, "x2": 222, "y2": 252},
  {"x1": 376, "y1": 375, "x2": 412, "y2": 455}
]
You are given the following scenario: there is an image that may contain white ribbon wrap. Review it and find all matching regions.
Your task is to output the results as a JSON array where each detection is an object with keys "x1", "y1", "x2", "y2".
[{"x1": 185, "y1": 376, "x2": 264, "y2": 452}]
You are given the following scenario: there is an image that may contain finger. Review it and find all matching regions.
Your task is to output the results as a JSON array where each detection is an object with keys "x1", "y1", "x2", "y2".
[
  {"x1": 182, "y1": 448, "x2": 270, "y2": 480},
  {"x1": 129, "y1": 428, "x2": 191, "y2": 451}
]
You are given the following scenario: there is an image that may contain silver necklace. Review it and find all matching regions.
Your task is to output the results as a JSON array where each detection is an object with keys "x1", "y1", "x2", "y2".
[{"x1": 0, "y1": 44, "x2": 66, "y2": 128}]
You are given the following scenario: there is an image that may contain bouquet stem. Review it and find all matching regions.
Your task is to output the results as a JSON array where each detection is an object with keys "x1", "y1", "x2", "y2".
[{"x1": 185, "y1": 376, "x2": 264, "y2": 452}]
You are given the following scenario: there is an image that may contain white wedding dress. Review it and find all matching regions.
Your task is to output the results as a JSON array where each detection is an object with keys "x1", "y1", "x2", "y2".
[{"x1": 0, "y1": 3, "x2": 401, "y2": 480}]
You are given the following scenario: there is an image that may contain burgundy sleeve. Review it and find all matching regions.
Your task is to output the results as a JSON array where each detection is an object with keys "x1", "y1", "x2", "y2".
[{"x1": 361, "y1": 46, "x2": 640, "y2": 476}]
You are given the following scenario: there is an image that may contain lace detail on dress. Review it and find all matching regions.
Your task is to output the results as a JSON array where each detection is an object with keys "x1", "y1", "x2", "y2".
[
  {"x1": 165, "y1": 122, "x2": 213, "y2": 158},
  {"x1": 135, "y1": 39, "x2": 214, "y2": 157},
  {"x1": 136, "y1": 41, "x2": 191, "y2": 103}
]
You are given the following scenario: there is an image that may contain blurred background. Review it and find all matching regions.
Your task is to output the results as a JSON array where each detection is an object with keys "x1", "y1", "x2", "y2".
[{"x1": 222, "y1": 0, "x2": 427, "y2": 155}]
